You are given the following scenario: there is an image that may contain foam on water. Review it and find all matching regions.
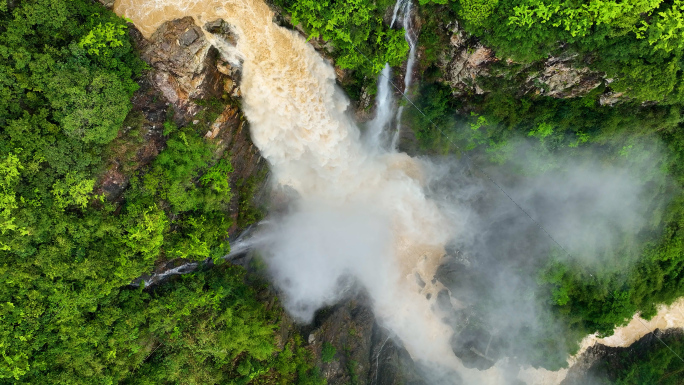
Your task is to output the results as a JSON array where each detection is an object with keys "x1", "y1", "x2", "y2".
[
  {"x1": 113, "y1": 1, "x2": 684, "y2": 383},
  {"x1": 114, "y1": 0, "x2": 469, "y2": 373}
]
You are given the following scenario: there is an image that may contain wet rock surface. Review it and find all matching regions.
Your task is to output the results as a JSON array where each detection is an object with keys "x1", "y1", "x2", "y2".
[
  {"x1": 561, "y1": 329, "x2": 684, "y2": 384},
  {"x1": 133, "y1": 16, "x2": 265, "y2": 234},
  {"x1": 114, "y1": 17, "x2": 266, "y2": 285},
  {"x1": 97, "y1": 75, "x2": 169, "y2": 201},
  {"x1": 262, "y1": 284, "x2": 429, "y2": 385}
]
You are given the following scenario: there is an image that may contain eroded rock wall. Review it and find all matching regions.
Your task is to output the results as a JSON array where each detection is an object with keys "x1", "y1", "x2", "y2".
[{"x1": 433, "y1": 20, "x2": 618, "y2": 102}]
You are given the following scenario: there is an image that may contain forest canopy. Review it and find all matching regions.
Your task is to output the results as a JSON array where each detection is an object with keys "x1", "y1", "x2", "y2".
[{"x1": 0, "y1": 1, "x2": 321, "y2": 383}]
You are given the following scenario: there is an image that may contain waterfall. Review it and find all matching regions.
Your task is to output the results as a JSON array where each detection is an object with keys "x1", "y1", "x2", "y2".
[
  {"x1": 368, "y1": 0, "x2": 417, "y2": 151},
  {"x1": 110, "y1": 2, "x2": 678, "y2": 384},
  {"x1": 130, "y1": 262, "x2": 199, "y2": 288},
  {"x1": 114, "y1": 0, "x2": 457, "y2": 367},
  {"x1": 366, "y1": 64, "x2": 394, "y2": 151},
  {"x1": 390, "y1": 0, "x2": 418, "y2": 150},
  {"x1": 113, "y1": 0, "x2": 509, "y2": 383}
]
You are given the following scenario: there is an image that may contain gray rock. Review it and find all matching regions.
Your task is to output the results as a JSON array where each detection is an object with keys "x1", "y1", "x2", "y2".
[
  {"x1": 204, "y1": 19, "x2": 239, "y2": 45},
  {"x1": 437, "y1": 22, "x2": 497, "y2": 96},
  {"x1": 528, "y1": 58, "x2": 603, "y2": 98},
  {"x1": 599, "y1": 91, "x2": 625, "y2": 106},
  {"x1": 436, "y1": 22, "x2": 607, "y2": 100},
  {"x1": 179, "y1": 27, "x2": 200, "y2": 46},
  {"x1": 96, "y1": 0, "x2": 115, "y2": 9},
  {"x1": 442, "y1": 45, "x2": 495, "y2": 93}
]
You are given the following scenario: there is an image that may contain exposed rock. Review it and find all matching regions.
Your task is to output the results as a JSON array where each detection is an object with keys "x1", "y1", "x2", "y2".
[
  {"x1": 96, "y1": 76, "x2": 169, "y2": 201},
  {"x1": 99, "y1": 166, "x2": 127, "y2": 199},
  {"x1": 356, "y1": 86, "x2": 375, "y2": 122},
  {"x1": 450, "y1": 27, "x2": 466, "y2": 48},
  {"x1": 179, "y1": 27, "x2": 200, "y2": 46},
  {"x1": 274, "y1": 289, "x2": 430, "y2": 385},
  {"x1": 205, "y1": 105, "x2": 238, "y2": 139},
  {"x1": 369, "y1": 324, "x2": 432, "y2": 385},
  {"x1": 141, "y1": 17, "x2": 226, "y2": 124},
  {"x1": 202, "y1": 102, "x2": 266, "y2": 235},
  {"x1": 599, "y1": 91, "x2": 625, "y2": 106},
  {"x1": 437, "y1": 22, "x2": 608, "y2": 100},
  {"x1": 562, "y1": 329, "x2": 684, "y2": 384},
  {"x1": 96, "y1": 0, "x2": 115, "y2": 9},
  {"x1": 204, "y1": 19, "x2": 239, "y2": 45},
  {"x1": 215, "y1": 61, "x2": 242, "y2": 97},
  {"x1": 307, "y1": 294, "x2": 376, "y2": 385},
  {"x1": 439, "y1": 39, "x2": 497, "y2": 96},
  {"x1": 527, "y1": 58, "x2": 603, "y2": 98},
  {"x1": 134, "y1": 16, "x2": 259, "y2": 236}
]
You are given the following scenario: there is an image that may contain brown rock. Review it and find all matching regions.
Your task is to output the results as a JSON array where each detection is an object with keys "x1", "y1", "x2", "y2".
[
  {"x1": 205, "y1": 105, "x2": 239, "y2": 139},
  {"x1": 141, "y1": 17, "x2": 226, "y2": 124},
  {"x1": 441, "y1": 45, "x2": 496, "y2": 94}
]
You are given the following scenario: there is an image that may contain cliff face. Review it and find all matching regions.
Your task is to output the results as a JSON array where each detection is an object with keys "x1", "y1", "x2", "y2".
[{"x1": 430, "y1": 20, "x2": 613, "y2": 102}]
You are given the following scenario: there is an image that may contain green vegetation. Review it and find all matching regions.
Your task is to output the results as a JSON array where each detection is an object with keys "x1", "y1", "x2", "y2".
[
  {"x1": 0, "y1": 1, "x2": 322, "y2": 383},
  {"x1": 345, "y1": 359, "x2": 359, "y2": 385},
  {"x1": 7, "y1": 264, "x2": 323, "y2": 384},
  {"x1": 321, "y1": 342, "x2": 337, "y2": 363},
  {"x1": 406, "y1": 46, "x2": 684, "y2": 372},
  {"x1": 609, "y1": 334, "x2": 684, "y2": 384},
  {"x1": 3, "y1": 0, "x2": 684, "y2": 381},
  {"x1": 454, "y1": 0, "x2": 684, "y2": 104},
  {"x1": 273, "y1": 0, "x2": 409, "y2": 78},
  {"x1": 236, "y1": 169, "x2": 268, "y2": 228}
]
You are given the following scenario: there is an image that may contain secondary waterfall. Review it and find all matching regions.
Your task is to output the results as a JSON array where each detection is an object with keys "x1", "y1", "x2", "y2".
[
  {"x1": 367, "y1": 0, "x2": 418, "y2": 151},
  {"x1": 390, "y1": 0, "x2": 418, "y2": 150},
  {"x1": 365, "y1": 64, "x2": 394, "y2": 151}
]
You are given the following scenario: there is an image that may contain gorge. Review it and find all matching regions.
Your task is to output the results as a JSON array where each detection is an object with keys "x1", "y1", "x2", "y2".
[
  {"x1": 113, "y1": 0, "x2": 684, "y2": 383},
  {"x1": 2, "y1": 0, "x2": 684, "y2": 383}
]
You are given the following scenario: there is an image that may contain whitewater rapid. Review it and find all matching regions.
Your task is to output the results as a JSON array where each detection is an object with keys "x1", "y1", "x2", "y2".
[
  {"x1": 113, "y1": 0, "x2": 477, "y2": 376},
  {"x1": 112, "y1": 0, "x2": 684, "y2": 383}
]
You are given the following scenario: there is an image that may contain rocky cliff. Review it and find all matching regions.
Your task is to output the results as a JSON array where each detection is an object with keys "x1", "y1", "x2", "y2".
[{"x1": 420, "y1": 16, "x2": 618, "y2": 104}]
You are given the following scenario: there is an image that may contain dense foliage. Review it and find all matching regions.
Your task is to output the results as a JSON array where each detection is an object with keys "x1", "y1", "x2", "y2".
[
  {"x1": 0, "y1": 1, "x2": 321, "y2": 383},
  {"x1": 273, "y1": 0, "x2": 409, "y2": 78},
  {"x1": 3, "y1": 0, "x2": 684, "y2": 380},
  {"x1": 457, "y1": 0, "x2": 684, "y2": 104}
]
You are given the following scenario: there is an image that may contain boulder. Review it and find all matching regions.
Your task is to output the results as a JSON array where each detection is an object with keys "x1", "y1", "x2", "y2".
[{"x1": 141, "y1": 17, "x2": 226, "y2": 124}]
